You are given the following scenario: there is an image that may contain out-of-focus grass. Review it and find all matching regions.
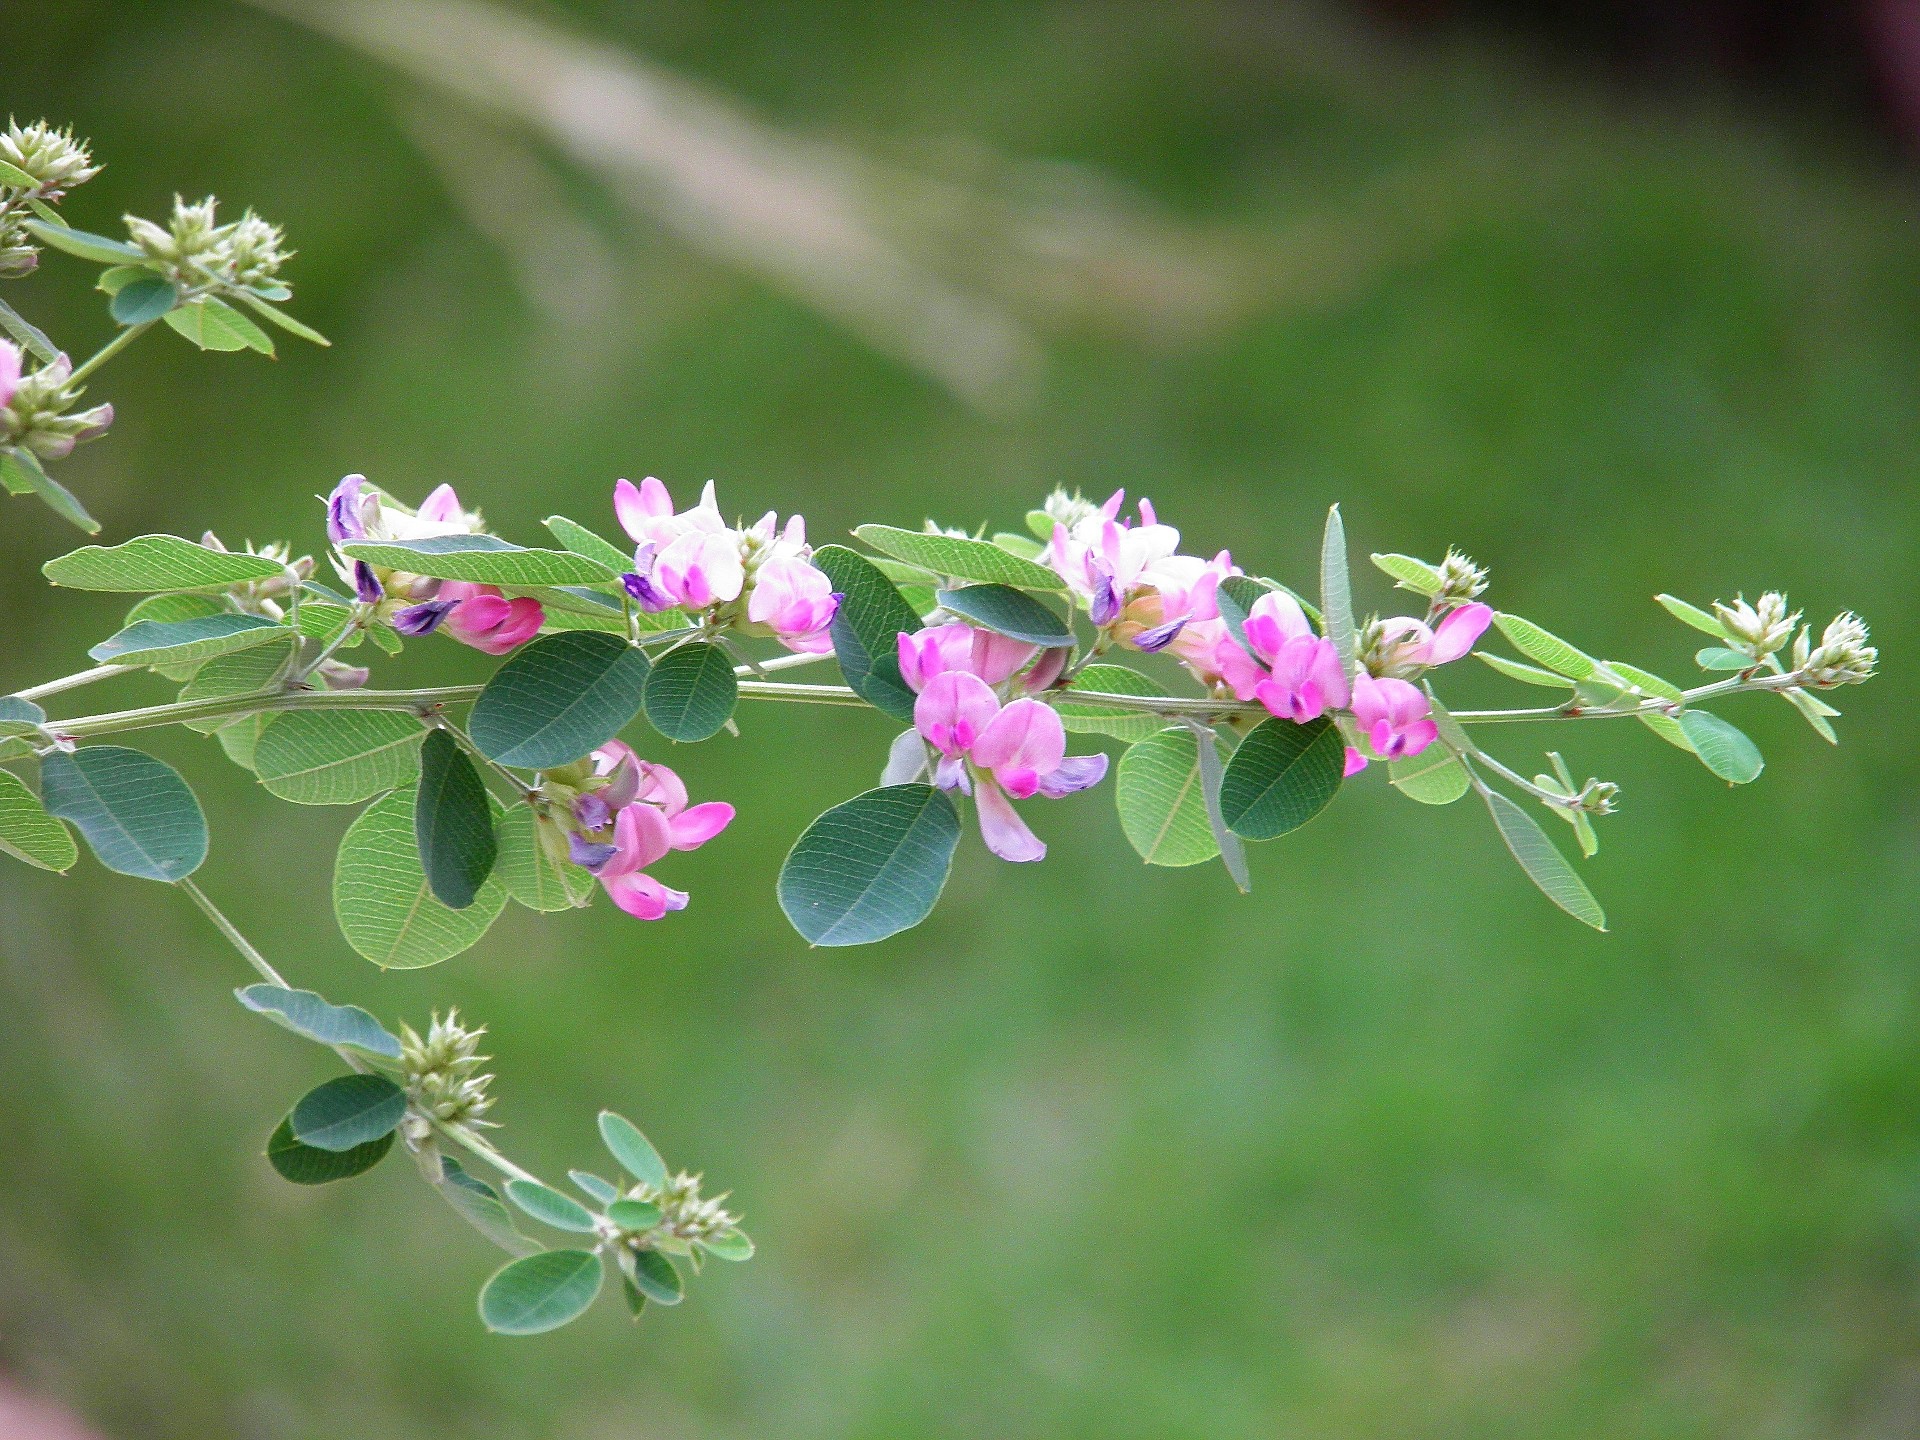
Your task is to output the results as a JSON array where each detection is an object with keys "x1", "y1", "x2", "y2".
[{"x1": 2, "y1": 3, "x2": 1916, "y2": 1437}]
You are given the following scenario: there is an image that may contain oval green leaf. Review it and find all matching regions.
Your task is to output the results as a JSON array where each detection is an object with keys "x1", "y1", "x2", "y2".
[
  {"x1": 777, "y1": 783, "x2": 961, "y2": 946},
  {"x1": 0, "y1": 768, "x2": 77, "y2": 872},
  {"x1": 109, "y1": 273, "x2": 179, "y2": 326},
  {"x1": 1677, "y1": 710, "x2": 1764, "y2": 784},
  {"x1": 628, "y1": 1248, "x2": 684, "y2": 1306},
  {"x1": 44, "y1": 534, "x2": 288, "y2": 592},
  {"x1": 339, "y1": 534, "x2": 617, "y2": 587},
  {"x1": 480, "y1": 1250, "x2": 605, "y2": 1336},
  {"x1": 505, "y1": 1179, "x2": 601, "y2": 1234},
  {"x1": 266, "y1": 1115, "x2": 393, "y2": 1185},
  {"x1": 1388, "y1": 748, "x2": 1471, "y2": 806},
  {"x1": 1218, "y1": 716, "x2": 1346, "y2": 840},
  {"x1": 853, "y1": 524, "x2": 1066, "y2": 590},
  {"x1": 1319, "y1": 505, "x2": 1356, "y2": 684},
  {"x1": 934, "y1": 584, "x2": 1074, "y2": 647},
  {"x1": 469, "y1": 631, "x2": 651, "y2": 770},
  {"x1": 235, "y1": 983, "x2": 404, "y2": 1059},
  {"x1": 164, "y1": 296, "x2": 272, "y2": 353},
  {"x1": 436, "y1": 1156, "x2": 536, "y2": 1255},
  {"x1": 1491, "y1": 613, "x2": 1602, "y2": 682},
  {"x1": 496, "y1": 803, "x2": 596, "y2": 911},
  {"x1": 700, "y1": 1229, "x2": 755, "y2": 1262},
  {"x1": 597, "y1": 1110, "x2": 669, "y2": 1190},
  {"x1": 254, "y1": 709, "x2": 426, "y2": 805},
  {"x1": 812, "y1": 544, "x2": 922, "y2": 722},
  {"x1": 415, "y1": 730, "x2": 498, "y2": 909},
  {"x1": 1481, "y1": 788, "x2": 1606, "y2": 931},
  {"x1": 643, "y1": 641, "x2": 739, "y2": 742},
  {"x1": 1115, "y1": 728, "x2": 1218, "y2": 868},
  {"x1": 607, "y1": 1199, "x2": 663, "y2": 1231},
  {"x1": 40, "y1": 746, "x2": 208, "y2": 882},
  {"x1": 289, "y1": 1073, "x2": 408, "y2": 1152},
  {"x1": 334, "y1": 785, "x2": 507, "y2": 969},
  {"x1": 89, "y1": 614, "x2": 288, "y2": 667}
]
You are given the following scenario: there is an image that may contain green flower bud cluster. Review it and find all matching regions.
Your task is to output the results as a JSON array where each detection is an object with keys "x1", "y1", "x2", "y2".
[
  {"x1": 398, "y1": 1010, "x2": 497, "y2": 1137},
  {"x1": 0, "y1": 353, "x2": 113, "y2": 461},
  {"x1": 1793, "y1": 611, "x2": 1876, "y2": 688},
  {"x1": 1434, "y1": 547, "x2": 1488, "y2": 606},
  {"x1": 1041, "y1": 486, "x2": 1102, "y2": 533},
  {"x1": 620, "y1": 1170, "x2": 742, "y2": 1251},
  {"x1": 0, "y1": 120, "x2": 101, "y2": 279},
  {"x1": 1714, "y1": 591, "x2": 1798, "y2": 659},
  {"x1": 125, "y1": 195, "x2": 291, "y2": 296}
]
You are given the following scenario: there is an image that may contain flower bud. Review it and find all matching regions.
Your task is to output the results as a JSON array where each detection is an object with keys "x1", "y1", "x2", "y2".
[
  {"x1": 1712, "y1": 591, "x2": 1797, "y2": 658},
  {"x1": 398, "y1": 1010, "x2": 496, "y2": 1137},
  {"x1": 1795, "y1": 612, "x2": 1876, "y2": 687},
  {"x1": 0, "y1": 352, "x2": 114, "y2": 461},
  {"x1": 619, "y1": 1169, "x2": 742, "y2": 1246},
  {"x1": 1041, "y1": 487, "x2": 1102, "y2": 532},
  {"x1": 0, "y1": 240, "x2": 38, "y2": 279},
  {"x1": 1435, "y1": 548, "x2": 1488, "y2": 605},
  {"x1": 0, "y1": 121, "x2": 101, "y2": 197}
]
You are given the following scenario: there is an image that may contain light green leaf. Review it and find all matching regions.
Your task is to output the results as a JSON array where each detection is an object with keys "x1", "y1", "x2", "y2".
[
  {"x1": 45, "y1": 534, "x2": 287, "y2": 592},
  {"x1": 0, "y1": 158, "x2": 38, "y2": 188},
  {"x1": 854, "y1": 524, "x2": 1066, "y2": 590},
  {"x1": 1695, "y1": 646, "x2": 1752, "y2": 672},
  {"x1": 0, "y1": 695, "x2": 48, "y2": 738},
  {"x1": 1677, "y1": 710, "x2": 1764, "y2": 784},
  {"x1": 1639, "y1": 711, "x2": 1696, "y2": 753},
  {"x1": 479, "y1": 1250, "x2": 605, "y2": 1336},
  {"x1": 505, "y1": 1179, "x2": 601, "y2": 1234},
  {"x1": 0, "y1": 296, "x2": 60, "y2": 364},
  {"x1": 95, "y1": 264, "x2": 149, "y2": 295},
  {"x1": 164, "y1": 296, "x2": 273, "y2": 354},
  {"x1": 643, "y1": 641, "x2": 739, "y2": 742},
  {"x1": 1055, "y1": 663, "x2": 1170, "y2": 742},
  {"x1": 776, "y1": 784, "x2": 961, "y2": 946},
  {"x1": 436, "y1": 1156, "x2": 537, "y2": 1256},
  {"x1": 232, "y1": 291, "x2": 330, "y2": 346},
  {"x1": 496, "y1": 803, "x2": 595, "y2": 911},
  {"x1": 934, "y1": 584, "x2": 1074, "y2": 647},
  {"x1": 290, "y1": 1073, "x2": 408, "y2": 1152},
  {"x1": 1476, "y1": 652, "x2": 1573, "y2": 688},
  {"x1": 700, "y1": 1230, "x2": 754, "y2": 1262},
  {"x1": 1605, "y1": 661, "x2": 1685, "y2": 703},
  {"x1": 1369, "y1": 552, "x2": 1444, "y2": 597},
  {"x1": 470, "y1": 631, "x2": 651, "y2": 769},
  {"x1": 1655, "y1": 593, "x2": 1730, "y2": 640},
  {"x1": 234, "y1": 983, "x2": 403, "y2": 1059},
  {"x1": 991, "y1": 531, "x2": 1044, "y2": 560},
  {"x1": 40, "y1": 746, "x2": 207, "y2": 882},
  {"x1": 339, "y1": 534, "x2": 617, "y2": 587},
  {"x1": 570, "y1": 1171, "x2": 620, "y2": 1205},
  {"x1": 22, "y1": 219, "x2": 144, "y2": 264},
  {"x1": 1218, "y1": 716, "x2": 1346, "y2": 840},
  {"x1": 1782, "y1": 686, "x2": 1839, "y2": 744},
  {"x1": 415, "y1": 730, "x2": 498, "y2": 909},
  {"x1": 811, "y1": 544, "x2": 922, "y2": 722},
  {"x1": 254, "y1": 709, "x2": 425, "y2": 804},
  {"x1": 89, "y1": 614, "x2": 288, "y2": 667},
  {"x1": 0, "y1": 769, "x2": 77, "y2": 872},
  {"x1": 1319, "y1": 505, "x2": 1356, "y2": 682},
  {"x1": 1388, "y1": 747, "x2": 1471, "y2": 806},
  {"x1": 334, "y1": 785, "x2": 507, "y2": 969},
  {"x1": 266, "y1": 1114, "x2": 392, "y2": 1185},
  {"x1": 2, "y1": 446, "x2": 99, "y2": 533},
  {"x1": 598, "y1": 1111, "x2": 669, "y2": 1189},
  {"x1": 177, "y1": 639, "x2": 297, "y2": 776},
  {"x1": 1491, "y1": 613, "x2": 1602, "y2": 682},
  {"x1": 1481, "y1": 787, "x2": 1606, "y2": 931},
  {"x1": 1115, "y1": 727, "x2": 1218, "y2": 868},
  {"x1": 1189, "y1": 722, "x2": 1249, "y2": 892},
  {"x1": 544, "y1": 515, "x2": 635, "y2": 573},
  {"x1": 109, "y1": 274, "x2": 178, "y2": 326},
  {"x1": 607, "y1": 1199, "x2": 663, "y2": 1231}
]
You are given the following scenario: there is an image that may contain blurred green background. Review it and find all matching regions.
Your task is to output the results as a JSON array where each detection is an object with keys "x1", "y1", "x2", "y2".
[{"x1": 3, "y1": 2, "x2": 1917, "y2": 1436}]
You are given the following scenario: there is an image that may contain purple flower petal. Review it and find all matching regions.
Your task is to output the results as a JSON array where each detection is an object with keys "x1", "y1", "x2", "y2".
[
  {"x1": 352, "y1": 560, "x2": 383, "y2": 604},
  {"x1": 567, "y1": 833, "x2": 621, "y2": 872},
  {"x1": 392, "y1": 599, "x2": 458, "y2": 637},
  {"x1": 1132, "y1": 615, "x2": 1188, "y2": 653}
]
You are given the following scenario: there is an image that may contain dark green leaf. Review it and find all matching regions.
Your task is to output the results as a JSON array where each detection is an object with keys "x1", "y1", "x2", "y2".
[
  {"x1": 415, "y1": 730, "x2": 498, "y2": 909},
  {"x1": 628, "y1": 1249, "x2": 684, "y2": 1306},
  {"x1": 469, "y1": 631, "x2": 650, "y2": 770},
  {"x1": 266, "y1": 1114, "x2": 392, "y2": 1185},
  {"x1": 811, "y1": 544, "x2": 922, "y2": 722},
  {"x1": 22, "y1": 219, "x2": 144, "y2": 263},
  {"x1": 1218, "y1": 716, "x2": 1345, "y2": 840},
  {"x1": 89, "y1": 614, "x2": 288, "y2": 667},
  {"x1": 777, "y1": 784, "x2": 961, "y2": 946},
  {"x1": 289, "y1": 1074, "x2": 408, "y2": 1152},
  {"x1": 436, "y1": 1157, "x2": 536, "y2": 1255},
  {"x1": 479, "y1": 1250, "x2": 605, "y2": 1335},
  {"x1": 40, "y1": 746, "x2": 208, "y2": 881},
  {"x1": 1189, "y1": 722, "x2": 1250, "y2": 892},
  {"x1": 109, "y1": 274, "x2": 178, "y2": 326},
  {"x1": 643, "y1": 641, "x2": 739, "y2": 742},
  {"x1": 934, "y1": 584, "x2": 1073, "y2": 647}
]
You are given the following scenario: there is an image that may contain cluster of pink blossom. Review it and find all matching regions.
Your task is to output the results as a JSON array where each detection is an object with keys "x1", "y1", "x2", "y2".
[
  {"x1": 897, "y1": 622, "x2": 1106, "y2": 862},
  {"x1": 324, "y1": 476, "x2": 545, "y2": 655},
  {"x1": 558, "y1": 741, "x2": 734, "y2": 919},
  {"x1": 613, "y1": 477, "x2": 841, "y2": 654}
]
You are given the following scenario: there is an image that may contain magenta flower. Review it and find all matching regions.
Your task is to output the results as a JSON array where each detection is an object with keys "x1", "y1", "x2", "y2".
[
  {"x1": 1367, "y1": 603, "x2": 1494, "y2": 676},
  {"x1": 654, "y1": 531, "x2": 746, "y2": 609},
  {"x1": 0, "y1": 340, "x2": 20, "y2": 412},
  {"x1": 746, "y1": 551, "x2": 840, "y2": 654},
  {"x1": 437, "y1": 581, "x2": 544, "y2": 656},
  {"x1": 897, "y1": 622, "x2": 1041, "y2": 693},
  {"x1": 570, "y1": 742, "x2": 735, "y2": 919},
  {"x1": 1350, "y1": 673, "x2": 1438, "y2": 760},
  {"x1": 1216, "y1": 589, "x2": 1349, "y2": 723},
  {"x1": 1041, "y1": 489, "x2": 1234, "y2": 664},
  {"x1": 912, "y1": 671, "x2": 1108, "y2": 862}
]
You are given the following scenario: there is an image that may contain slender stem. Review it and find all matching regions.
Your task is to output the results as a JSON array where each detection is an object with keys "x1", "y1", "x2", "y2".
[
  {"x1": 734, "y1": 680, "x2": 872, "y2": 708},
  {"x1": 290, "y1": 603, "x2": 368, "y2": 682},
  {"x1": 65, "y1": 319, "x2": 154, "y2": 387},
  {"x1": 435, "y1": 1120, "x2": 541, "y2": 1187},
  {"x1": 176, "y1": 877, "x2": 292, "y2": 987},
  {"x1": 13, "y1": 664, "x2": 125, "y2": 702},
  {"x1": 1448, "y1": 670, "x2": 1807, "y2": 724},
  {"x1": 53, "y1": 684, "x2": 484, "y2": 739}
]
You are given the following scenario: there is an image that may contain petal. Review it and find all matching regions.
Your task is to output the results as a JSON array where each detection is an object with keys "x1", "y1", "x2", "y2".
[
  {"x1": 970, "y1": 629, "x2": 1040, "y2": 686},
  {"x1": 1427, "y1": 603, "x2": 1493, "y2": 665},
  {"x1": 1248, "y1": 589, "x2": 1311, "y2": 642},
  {"x1": 915, "y1": 672, "x2": 1000, "y2": 757},
  {"x1": 668, "y1": 801, "x2": 734, "y2": 850},
  {"x1": 975, "y1": 782, "x2": 1046, "y2": 862},
  {"x1": 1397, "y1": 720, "x2": 1439, "y2": 757},
  {"x1": 634, "y1": 760, "x2": 689, "y2": 815},
  {"x1": 417, "y1": 484, "x2": 464, "y2": 523},
  {"x1": 1350, "y1": 673, "x2": 1389, "y2": 730},
  {"x1": 1343, "y1": 745, "x2": 1368, "y2": 776},
  {"x1": 1036, "y1": 752, "x2": 1108, "y2": 798},
  {"x1": 974, "y1": 697, "x2": 1065, "y2": 776},
  {"x1": 601, "y1": 870, "x2": 687, "y2": 920},
  {"x1": 602, "y1": 802, "x2": 672, "y2": 877}
]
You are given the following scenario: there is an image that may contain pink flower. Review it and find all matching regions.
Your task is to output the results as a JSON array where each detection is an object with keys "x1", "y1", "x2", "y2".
[
  {"x1": 654, "y1": 530, "x2": 745, "y2": 610},
  {"x1": 437, "y1": 581, "x2": 544, "y2": 655},
  {"x1": 897, "y1": 622, "x2": 1041, "y2": 693},
  {"x1": 613, "y1": 476, "x2": 725, "y2": 551},
  {"x1": 1368, "y1": 603, "x2": 1493, "y2": 676},
  {"x1": 1216, "y1": 590, "x2": 1349, "y2": 723},
  {"x1": 0, "y1": 340, "x2": 20, "y2": 412},
  {"x1": 1041, "y1": 490, "x2": 1233, "y2": 654},
  {"x1": 1350, "y1": 673, "x2": 1438, "y2": 760},
  {"x1": 912, "y1": 673, "x2": 1108, "y2": 862},
  {"x1": 746, "y1": 551, "x2": 840, "y2": 654},
  {"x1": 572, "y1": 743, "x2": 734, "y2": 919}
]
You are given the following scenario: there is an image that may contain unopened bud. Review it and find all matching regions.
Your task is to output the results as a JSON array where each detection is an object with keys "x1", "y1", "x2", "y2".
[
  {"x1": 1795, "y1": 612, "x2": 1876, "y2": 687},
  {"x1": 1041, "y1": 487, "x2": 1101, "y2": 533},
  {"x1": 1713, "y1": 591, "x2": 1797, "y2": 658},
  {"x1": 398, "y1": 1010, "x2": 496, "y2": 1131},
  {"x1": 1435, "y1": 548, "x2": 1488, "y2": 605},
  {"x1": 0, "y1": 121, "x2": 101, "y2": 197}
]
